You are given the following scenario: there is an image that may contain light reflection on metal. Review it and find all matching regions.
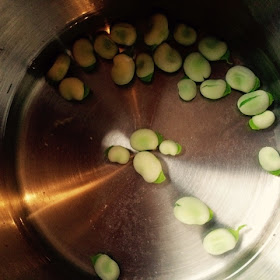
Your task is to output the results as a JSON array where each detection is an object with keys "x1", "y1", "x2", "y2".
[
  {"x1": 23, "y1": 193, "x2": 37, "y2": 203},
  {"x1": 101, "y1": 129, "x2": 131, "y2": 150},
  {"x1": 1, "y1": 220, "x2": 16, "y2": 228},
  {"x1": 73, "y1": 0, "x2": 96, "y2": 17},
  {"x1": 0, "y1": 200, "x2": 6, "y2": 208},
  {"x1": 26, "y1": 164, "x2": 130, "y2": 219},
  {"x1": 130, "y1": 87, "x2": 141, "y2": 129},
  {"x1": 104, "y1": 23, "x2": 110, "y2": 34}
]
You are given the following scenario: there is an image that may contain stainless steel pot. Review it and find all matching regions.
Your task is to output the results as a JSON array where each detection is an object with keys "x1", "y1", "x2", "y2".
[{"x1": 1, "y1": 0, "x2": 280, "y2": 279}]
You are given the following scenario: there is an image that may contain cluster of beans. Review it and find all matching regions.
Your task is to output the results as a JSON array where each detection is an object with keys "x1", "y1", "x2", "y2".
[
  {"x1": 108, "y1": 127, "x2": 246, "y2": 258},
  {"x1": 107, "y1": 128, "x2": 181, "y2": 182},
  {"x1": 45, "y1": 13, "x2": 280, "y2": 280}
]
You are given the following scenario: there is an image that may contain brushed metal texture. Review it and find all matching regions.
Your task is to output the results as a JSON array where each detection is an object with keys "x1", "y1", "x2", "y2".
[{"x1": 1, "y1": 0, "x2": 280, "y2": 279}]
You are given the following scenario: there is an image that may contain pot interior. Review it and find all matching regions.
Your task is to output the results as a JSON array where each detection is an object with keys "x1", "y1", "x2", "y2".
[{"x1": 2, "y1": 0, "x2": 280, "y2": 279}]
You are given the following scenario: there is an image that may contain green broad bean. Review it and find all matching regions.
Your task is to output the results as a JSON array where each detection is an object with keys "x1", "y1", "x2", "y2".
[
  {"x1": 173, "y1": 24, "x2": 197, "y2": 46},
  {"x1": 110, "y1": 23, "x2": 137, "y2": 46},
  {"x1": 258, "y1": 147, "x2": 280, "y2": 175},
  {"x1": 198, "y1": 36, "x2": 228, "y2": 61},
  {"x1": 72, "y1": 38, "x2": 96, "y2": 71},
  {"x1": 107, "y1": 146, "x2": 130, "y2": 164},
  {"x1": 111, "y1": 53, "x2": 135, "y2": 85},
  {"x1": 136, "y1": 53, "x2": 154, "y2": 82},
  {"x1": 249, "y1": 110, "x2": 275, "y2": 130},
  {"x1": 130, "y1": 128, "x2": 159, "y2": 151},
  {"x1": 59, "y1": 77, "x2": 89, "y2": 101},
  {"x1": 237, "y1": 90, "x2": 274, "y2": 116},
  {"x1": 177, "y1": 78, "x2": 197, "y2": 101},
  {"x1": 47, "y1": 53, "x2": 71, "y2": 82},
  {"x1": 133, "y1": 151, "x2": 165, "y2": 183},
  {"x1": 144, "y1": 13, "x2": 169, "y2": 46},
  {"x1": 200, "y1": 79, "x2": 231, "y2": 100},
  {"x1": 159, "y1": 140, "x2": 182, "y2": 156},
  {"x1": 174, "y1": 197, "x2": 213, "y2": 225},
  {"x1": 94, "y1": 33, "x2": 118, "y2": 59},
  {"x1": 225, "y1": 65, "x2": 260, "y2": 93},
  {"x1": 183, "y1": 52, "x2": 211, "y2": 82},
  {"x1": 91, "y1": 254, "x2": 120, "y2": 280},
  {"x1": 153, "y1": 43, "x2": 182, "y2": 73},
  {"x1": 203, "y1": 225, "x2": 246, "y2": 255}
]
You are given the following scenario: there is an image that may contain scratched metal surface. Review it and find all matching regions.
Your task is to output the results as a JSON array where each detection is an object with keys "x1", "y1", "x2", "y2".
[{"x1": 1, "y1": 0, "x2": 280, "y2": 279}]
